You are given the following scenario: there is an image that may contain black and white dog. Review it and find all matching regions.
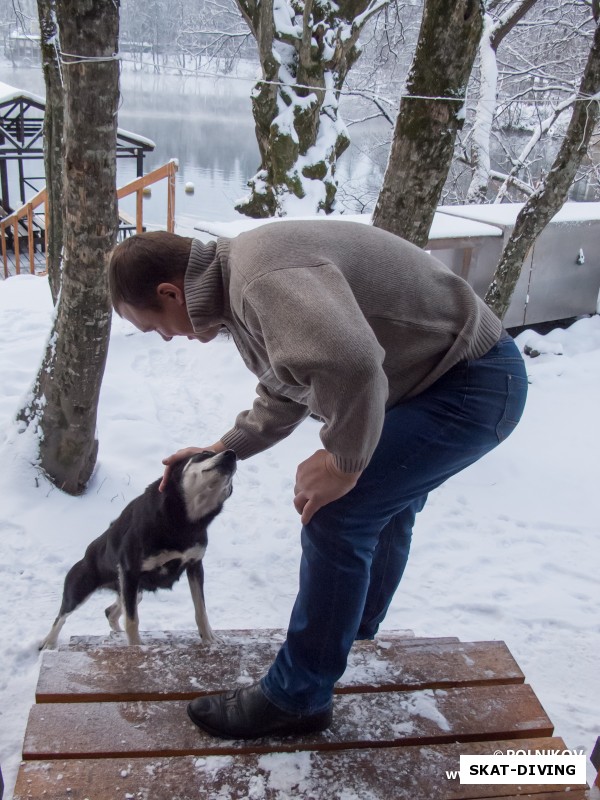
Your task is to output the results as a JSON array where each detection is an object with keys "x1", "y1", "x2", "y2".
[{"x1": 40, "y1": 450, "x2": 237, "y2": 649}]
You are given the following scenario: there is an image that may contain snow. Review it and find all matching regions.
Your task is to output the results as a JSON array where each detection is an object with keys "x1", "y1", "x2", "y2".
[
  {"x1": 466, "y1": 12, "x2": 498, "y2": 203},
  {"x1": 0, "y1": 81, "x2": 44, "y2": 107},
  {"x1": 195, "y1": 199, "x2": 600, "y2": 242},
  {"x1": 400, "y1": 689, "x2": 451, "y2": 732},
  {"x1": 195, "y1": 210, "x2": 503, "y2": 240},
  {"x1": 257, "y1": 751, "x2": 313, "y2": 793},
  {"x1": 0, "y1": 80, "x2": 156, "y2": 150},
  {"x1": 432, "y1": 211, "x2": 502, "y2": 239},
  {"x1": 439, "y1": 201, "x2": 600, "y2": 227},
  {"x1": 0, "y1": 224, "x2": 599, "y2": 796},
  {"x1": 116, "y1": 127, "x2": 156, "y2": 150}
]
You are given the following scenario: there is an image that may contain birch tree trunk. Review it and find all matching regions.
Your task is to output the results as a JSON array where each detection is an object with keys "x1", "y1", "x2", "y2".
[
  {"x1": 466, "y1": 0, "x2": 539, "y2": 204},
  {"x1": 235, "y1": 0, "x2": 389, "y2": 217},
  {"x1": 18, "y1": 0, "x2": 120, "y2": 495},
  {"x1": 485, "y1": 15, "x2": 600, "y2": 320},
  {"x1": 372, "y1": 0, "x2": 484, "y2": 247},
  {"x1": 37, "y1": 0, "x2": 64, "y2": 305}
]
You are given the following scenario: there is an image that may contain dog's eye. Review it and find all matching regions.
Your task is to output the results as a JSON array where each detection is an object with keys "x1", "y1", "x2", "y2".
[
  {"x1": 198, "y1": 451, "x2": 216, "y2": 461},
  {"x1": 188, "y1": 451, "x2": 216, "y2": 466}
]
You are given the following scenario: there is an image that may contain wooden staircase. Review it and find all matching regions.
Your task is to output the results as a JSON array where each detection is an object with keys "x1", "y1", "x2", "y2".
[{"x1": 13, "y1": 630, "x2": 594, "y2": 799}]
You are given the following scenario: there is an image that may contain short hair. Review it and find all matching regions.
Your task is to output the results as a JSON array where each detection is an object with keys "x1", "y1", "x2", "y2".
[{"x1": 108, "y1": 231, "x2": 194, "y2": 312}]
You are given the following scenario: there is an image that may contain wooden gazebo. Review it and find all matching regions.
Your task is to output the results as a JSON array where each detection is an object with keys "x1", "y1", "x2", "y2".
[{"x1": 0, "y1": 80, "x2": 155, "y2": 215}]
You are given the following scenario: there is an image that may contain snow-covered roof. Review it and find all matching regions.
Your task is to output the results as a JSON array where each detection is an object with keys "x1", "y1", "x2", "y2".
[
  {"x1": 194, "y1": 201, "x2": 599, "y2": 243},
  {"x1": 116, "y1": 126, "x2": 156, "y2": 150},
  {"x1": 194, "y1": 211, "x2": 504, "y2": 241},
  {"x1": 9, "y1": 31, "x2": 40, "y2": 41},
  {"x1": 0, "y1": 80, "x2": 44, "y2": 107},
  {"x1": 430, "y1": 212, "x2": 502, "y2": 240},
  {"x1": 0, "y1": 81, "x2": 155, "y2": 150},
  {"x1": 439, "y1": 201, "x2": 600, "y2": 227}
]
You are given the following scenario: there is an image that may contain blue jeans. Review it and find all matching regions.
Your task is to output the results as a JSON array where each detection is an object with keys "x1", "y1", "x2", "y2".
[{"x1": 261, "y1": 335, "x2": 528, "y2": 714}]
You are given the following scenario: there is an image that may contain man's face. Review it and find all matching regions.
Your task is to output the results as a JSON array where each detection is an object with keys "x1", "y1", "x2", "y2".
[{"x1": 118, "y1": 283, "x2": 221, "y2": 343}]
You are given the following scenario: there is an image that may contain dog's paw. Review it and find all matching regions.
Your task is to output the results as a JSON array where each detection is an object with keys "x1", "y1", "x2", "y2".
[{"x1": 200, "y1": 630, "x2": 223, "y2": 646}]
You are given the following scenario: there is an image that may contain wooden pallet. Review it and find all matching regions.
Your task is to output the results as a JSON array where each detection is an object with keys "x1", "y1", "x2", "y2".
[{"x1": 13, "y1": 631, "x2": 592, "y2": 799}]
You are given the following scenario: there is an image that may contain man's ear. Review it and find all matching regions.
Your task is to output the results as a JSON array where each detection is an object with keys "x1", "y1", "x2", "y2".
[{"x1": 156, "y1": 282, "x2": 186, "y2": 305}]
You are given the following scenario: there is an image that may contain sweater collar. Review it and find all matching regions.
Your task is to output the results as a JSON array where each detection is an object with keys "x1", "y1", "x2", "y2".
[{"x1": 184, "y1": 238, "x2": 231, "y2": 329}]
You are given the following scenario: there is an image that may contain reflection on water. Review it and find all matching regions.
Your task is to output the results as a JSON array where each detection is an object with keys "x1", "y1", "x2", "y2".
[
  {"x1": 0, "y1": 62, "x2": 262, "y2": 223},
  {"x1": 116, "y1": 69, "x2": 260, "y2": 224},
  {"x1": 1, "y1": 60, "x2": 597, "y2": 226},
  {"x1": 0, "y1": 60, "x2": 383, "y2": 225}
]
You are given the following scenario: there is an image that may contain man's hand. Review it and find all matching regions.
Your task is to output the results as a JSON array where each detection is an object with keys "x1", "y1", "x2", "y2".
[
  {"x1": 294, "y1": 449, "x2": 362, "y2": 525},
  {"x1": 159, "y1": 441, "x2": 226, "y2": 492}
]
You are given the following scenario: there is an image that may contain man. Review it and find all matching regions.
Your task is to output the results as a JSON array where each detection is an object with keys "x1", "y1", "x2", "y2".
[{"x1": 108, "y1": 220, "x2": 527, "y2": 739}]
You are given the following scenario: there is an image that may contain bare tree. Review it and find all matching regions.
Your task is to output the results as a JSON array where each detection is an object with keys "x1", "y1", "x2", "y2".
[
  {"x1": 174, "y1": 0, "x2": 255, "y2": 72},
  {"x1": 372, "y1": 0, "x2": 484, "y2": 246},
  {"x1": 457, "y1": 0, "x2": 595, "y2": 205},
  {"x1": 485, "y1": 12, "x2": 600, "y2": 319},
  {"x1": 465, "y1": 0, "x2": 539, "y2": 203},
  {"x1": 19, "y1": 0, "x2": 120, "y2": 494},
  {"x1": 119, "y1": 0, "x2": 256, "y2": 73}
]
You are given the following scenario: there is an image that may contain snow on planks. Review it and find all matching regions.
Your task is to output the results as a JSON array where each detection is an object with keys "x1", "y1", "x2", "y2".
[
  {"x1": 35, "y1": 635, "x2": 522, "y2": 704},
  {"x1": 14, "y1": 632, "x2": 589, "y2": 799}
]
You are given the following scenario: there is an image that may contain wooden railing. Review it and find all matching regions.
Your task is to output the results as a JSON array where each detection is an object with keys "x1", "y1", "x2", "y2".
[
  {"x1": 1, "y1": 188, "x2": 47, "y2": 278},
  {"x1": 1, "y1": 159, "x2": 179, "y2": 279},
  {"x1": 116, "y1": 159, "x2": 178, "y2": 234}
]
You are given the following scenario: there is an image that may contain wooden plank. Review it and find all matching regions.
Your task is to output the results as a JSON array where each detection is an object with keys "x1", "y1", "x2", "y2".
[
  {"x1": 14, "y1": 737, "x2": 586, "y2": 800},
  {"x1": 492, "y1": 795, "x2": 589, "y2": 800},
  {"x1": 136, "y1": 188, "x2": 143, "y2": 233},
  {"x1": 23, "y1": 683, "x2": 552, "y2": 761},
  {"x1": 36, "y1": 639, "x2": 523, "y2": 704},
  {"x1": 62, "y1": 628, "x2": 440, "y2": 649},
  {"x1": 1, "y1": 225, "x2": 7, "y2": 278}
]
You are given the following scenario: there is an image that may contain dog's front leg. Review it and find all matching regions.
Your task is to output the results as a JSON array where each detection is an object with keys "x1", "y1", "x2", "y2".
[
  {"x1": 119, "y1": 566, "x2": 142, "y2": 645},
  {"x1": 186, "y1": 561, "x2": 219, "y2": 644}
]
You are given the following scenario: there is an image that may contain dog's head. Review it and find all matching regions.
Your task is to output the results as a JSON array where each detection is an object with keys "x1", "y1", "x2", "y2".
[{"x1": 172, "y1": 450, "x2": 237, "y2": 523}]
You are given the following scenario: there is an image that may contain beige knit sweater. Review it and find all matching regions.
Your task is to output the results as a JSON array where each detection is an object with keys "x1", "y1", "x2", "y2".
[{"x1": 184, "y1": 220, "x2": 502, "y2": 473}]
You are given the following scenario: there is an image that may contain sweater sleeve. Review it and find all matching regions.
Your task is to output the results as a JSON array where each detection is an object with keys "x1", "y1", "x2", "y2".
[
  {"x1": 240, "y1": 262, "x2": 389, "y2": 473},
  {"x1": 220, "y1": 382, "x2": 310, "y2": 459}
]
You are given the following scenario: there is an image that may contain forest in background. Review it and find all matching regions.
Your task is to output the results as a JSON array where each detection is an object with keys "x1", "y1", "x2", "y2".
[{"x1": 1, "y1": 0, "x2": 598, "y2": 213}]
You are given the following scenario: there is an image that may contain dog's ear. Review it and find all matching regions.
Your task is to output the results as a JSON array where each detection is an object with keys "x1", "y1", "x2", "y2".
[{"x1": 162, "y1": 457, "x2": 188, "y2": 489}]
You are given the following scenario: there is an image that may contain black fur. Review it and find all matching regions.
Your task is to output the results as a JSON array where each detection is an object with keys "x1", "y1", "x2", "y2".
[{"x1": 41, "y1": 450, "x2": 236, "y2": 648}]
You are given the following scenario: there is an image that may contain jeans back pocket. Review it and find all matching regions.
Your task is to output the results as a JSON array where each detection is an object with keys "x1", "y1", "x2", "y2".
[{"x1": 496, "y1": 372, "x2": 528, "y2": 442}]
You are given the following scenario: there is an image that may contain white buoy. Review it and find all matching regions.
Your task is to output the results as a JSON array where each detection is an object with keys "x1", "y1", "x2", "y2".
[
  {"x1": 142, "y1": 186, "x2": 152, "y2": 197},
  {"x1": 185, "y1": 181, "x2": 195, "y2": 194}
]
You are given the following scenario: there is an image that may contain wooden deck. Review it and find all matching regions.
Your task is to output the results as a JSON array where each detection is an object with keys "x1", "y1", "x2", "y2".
[
  {"x1": 1, "y1": 247, "x2": 46, "y2": 277},
  {"x1": 13, "y1": 630, "x2": 593, "y2": 799},
  {"x1": 0, "y1": 213, "x2": 137, "y2": 279}
]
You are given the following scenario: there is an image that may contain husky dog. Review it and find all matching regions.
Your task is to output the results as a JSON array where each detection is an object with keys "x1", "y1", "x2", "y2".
[{"x1": 40, "y1": 450, "x2": 237, "y2": 648}]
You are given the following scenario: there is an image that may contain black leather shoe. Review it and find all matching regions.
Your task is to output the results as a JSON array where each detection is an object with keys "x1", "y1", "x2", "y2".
[{"x1": 187, "y1": 681, "x2": 333, "y2": 739}]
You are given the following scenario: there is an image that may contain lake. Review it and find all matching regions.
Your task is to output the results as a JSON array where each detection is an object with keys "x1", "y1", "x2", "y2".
[
  {"x1": 0, "y1": 59, "x2": 389, "y2": 227},
  {"x1": 2, "y1": 57, "x2": 594, "y2": 229}
]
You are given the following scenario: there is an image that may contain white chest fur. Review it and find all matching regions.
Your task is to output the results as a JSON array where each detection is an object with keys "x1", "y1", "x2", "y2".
[{"x1": 141, "y1": 544, "x2": 206, "y2": 572}]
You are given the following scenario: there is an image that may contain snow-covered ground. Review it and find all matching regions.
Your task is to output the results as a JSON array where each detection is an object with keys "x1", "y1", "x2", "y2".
[{"x1": 0, "y1": 225, "x2": 599, "y2": 797}]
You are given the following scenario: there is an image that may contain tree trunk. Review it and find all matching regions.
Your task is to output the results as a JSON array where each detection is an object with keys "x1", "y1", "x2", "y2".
[
  {"x1": 18, "y1": 0, "x2": 120, "y2": 495},
  {"x1": 235, "y1": 0, "x2": 388, "y2": 217},
  {"x1": 485, "y1": 17, "x2": 600, "y2": 320},
  {"x1": 37, "y1": 0, "x2": 64, "y2": 305},
  {"x1": 466, "y1": 0, "x2": 539, "y2": 204},
  {"x1": 372, "y1": 0, "x2": 484, "y2": 247},
  {"x1": 465, "y1": 13, "x2": 499, "y2": 204}
]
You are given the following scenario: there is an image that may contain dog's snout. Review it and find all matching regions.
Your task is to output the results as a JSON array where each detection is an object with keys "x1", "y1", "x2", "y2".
[{"x1": 218, "y1": 449, "x2": 237, "y2": 471}]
